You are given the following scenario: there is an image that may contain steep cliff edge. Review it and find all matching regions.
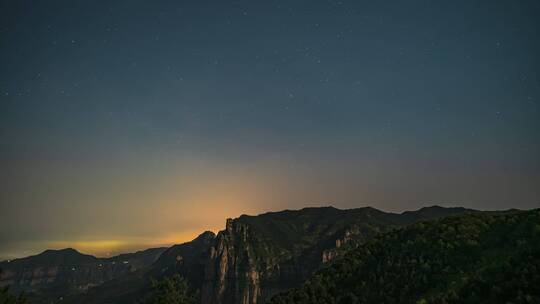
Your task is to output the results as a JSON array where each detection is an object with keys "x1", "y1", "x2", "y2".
[
  {"x1": 13, "y1": 205, "x2": 474, "y2": 304},
  {"x1": 200, "y1": 206, "x2": 472, "y2": 304},
  {"x1": 201, "y1": 219, "x2": 268, "y2": 304}
]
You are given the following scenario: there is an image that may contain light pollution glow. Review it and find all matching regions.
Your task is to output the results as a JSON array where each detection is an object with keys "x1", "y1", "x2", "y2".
[
  {"x1": 1, "y1": 150, "x2": 539, "y2": 259},
  {"x1": 1, "y1": 1, "x2": 539, "y2": 260}
]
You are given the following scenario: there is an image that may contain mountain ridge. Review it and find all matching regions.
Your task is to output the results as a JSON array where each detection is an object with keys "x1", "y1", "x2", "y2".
[
  {"x1": 1, "y1": 205, "x2": 509, "y2": 304},
  {"x1": 2, "y1": 205, "x2": 476, "y2": 264},
  {"x1": 0, "y1": 245, "x2": 167, "y2": 301}
]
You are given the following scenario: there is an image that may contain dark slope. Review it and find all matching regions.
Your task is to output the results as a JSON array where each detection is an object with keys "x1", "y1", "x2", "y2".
[
  {"x1": 152, "y1": 231, "x2": 216, "y2": 283},
  {"x1": 1, "y1": 248, "x2": 97, "y2": 268},
  {"x1": 68, "y1": 231, "x2": 215, "y2": 304},
  {"x1": 234, "y1": 205, "x2": 473, "y2": 252},
  {"x1": 0, "y1": 247, "x2": 166, "y2": 303},
  {"x1": 109, "y1": 247, "x2": 170, "y2": 269},
  {"x1": 269, "y1": 209, "x2": 540, "y2": 304}
]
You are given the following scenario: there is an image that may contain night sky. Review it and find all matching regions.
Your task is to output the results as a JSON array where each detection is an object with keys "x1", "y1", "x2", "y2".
[{"x1": 1, "y1": 0, "x2": 539, "y2": 259}]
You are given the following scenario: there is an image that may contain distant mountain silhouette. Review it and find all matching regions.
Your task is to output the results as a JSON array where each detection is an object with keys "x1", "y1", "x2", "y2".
[
  {"x1": 0, "y1": 246, "x2": 166, "y2": 301},
  {"x1": 4, "y1": 248, "x2": 97, "y2": 267},
  {"x1": 69, "y1": 231, "x2": 217, "y2": 304}
]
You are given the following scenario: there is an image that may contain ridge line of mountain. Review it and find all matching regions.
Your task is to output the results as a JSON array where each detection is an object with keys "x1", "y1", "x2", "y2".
[
  {"x1": 2, "y1": 204, "x2": 479, "y2": 263},
  {"x1": 3, "y1": 204, "x2": 526, "y2": 304}
]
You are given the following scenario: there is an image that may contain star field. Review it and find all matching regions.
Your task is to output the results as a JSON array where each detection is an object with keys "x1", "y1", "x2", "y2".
[{"x1": 0, "y1": 0, "x2": 539, "y2": 258}]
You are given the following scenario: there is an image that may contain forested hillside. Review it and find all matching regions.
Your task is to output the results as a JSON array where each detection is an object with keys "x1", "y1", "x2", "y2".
[{"x1": 269, "y1": 210, "x2": 540, "y2": 304}]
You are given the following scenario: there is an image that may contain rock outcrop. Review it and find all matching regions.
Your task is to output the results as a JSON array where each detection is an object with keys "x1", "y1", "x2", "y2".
[
  {"x1": 4, "y1": 205, "x2": 474, "y2": 304},
  {"x1": 199, "y1": 206, "x2": 472, "y2": 304},
  {"x1": 202, "y1": 219, "x2": 265, "y2": 304}
]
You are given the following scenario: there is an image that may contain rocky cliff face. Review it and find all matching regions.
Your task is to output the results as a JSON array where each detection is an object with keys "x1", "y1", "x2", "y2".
[
  {"x1": 6, "y1": 206, "x2": 473, "y2": 304},
  {"x1": 199, "y1": 206, "x2": 474, "y2": 304},
  {"x1": 200, "y1": 214, "x2": 359, "y2": 304},
  {"x1": 201, "y1": 219, "x2": 266, "y2": 304}
]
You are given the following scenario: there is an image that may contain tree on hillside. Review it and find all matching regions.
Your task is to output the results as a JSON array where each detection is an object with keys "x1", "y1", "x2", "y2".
[
  {"x1": 0, "y1": 269, "x2": 28, "y2": 304},
  {"x1": 0, "y1": 286, "x2": 28, "y2": 304},
  {"x1": 141, "y1": 274, "x2": 197, "y2": 304}
]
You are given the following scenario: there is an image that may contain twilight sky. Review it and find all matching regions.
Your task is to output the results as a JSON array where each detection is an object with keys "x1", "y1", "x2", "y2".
[{"x1": 1, "y1": 0, "x2": 539, "y2": 259}]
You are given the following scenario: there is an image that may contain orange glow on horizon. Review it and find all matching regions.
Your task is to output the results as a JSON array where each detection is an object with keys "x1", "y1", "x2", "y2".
[{"x1": 8, "y1": 166, "x2": 290, "y2": 259}]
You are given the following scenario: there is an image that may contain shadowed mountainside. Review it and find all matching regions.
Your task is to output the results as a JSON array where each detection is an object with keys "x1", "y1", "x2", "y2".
[
  {"x1": 269, "y1": 209, "x2": 540, "y2": 304},
  {"x1": 69, "y1": 205, "x2": 474, "y2": 304},
  {"x1": 1, "y1": 205, "x2": 483, "y2": 304},
  {"x1": 69, "y1": 231, "x2": 216, "y2": 304},
  {"x1": 0, "y1": 247, "x2": 166, "y2": 303},
  {"x1": 200, "y1": 206, "x2": 472, "y2": 304}
]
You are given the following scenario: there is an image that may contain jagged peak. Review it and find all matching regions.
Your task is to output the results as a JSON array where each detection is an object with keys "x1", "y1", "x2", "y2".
[
  {"x1": 166, "y1": 231, "x2": 216, "y2": 249},
  {"x1": 195, "y1": 231, "x2": 216, "y2": 240}
]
